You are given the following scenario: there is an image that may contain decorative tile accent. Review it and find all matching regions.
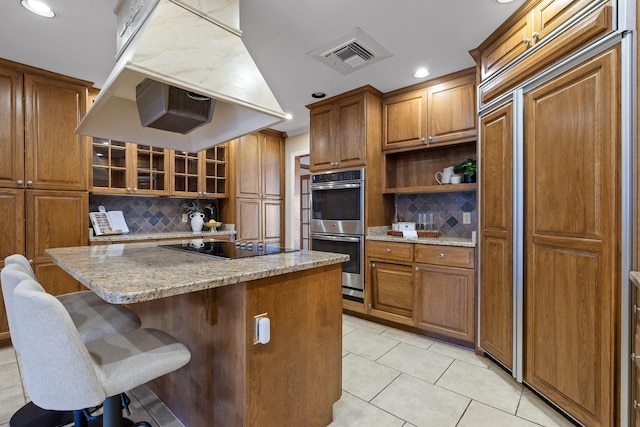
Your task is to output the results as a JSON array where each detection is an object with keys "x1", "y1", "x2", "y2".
[
  {"x1": 395, "y1": 192, "x2": 476, "y2": 238},
  {"x1": 89, "y1": 195, "x2": 219, "y2": 234}
]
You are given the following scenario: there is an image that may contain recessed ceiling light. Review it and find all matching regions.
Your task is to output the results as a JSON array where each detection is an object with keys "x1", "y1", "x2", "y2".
[
  {"x1": 311, "y1": 92, "x2": 326, "y2": 99},
  {"x1": 20, "y1": 0, "x2": 55, "y2": 17},
  {"x1": 413, "y1": 68, "x2": 431, "y2": 79},
  {"x1": 285, "y1": 113, "x2": 293, "y2": 120},
  {"x1": 495, "y1": 0, "x2": 514, "y2": 3}
]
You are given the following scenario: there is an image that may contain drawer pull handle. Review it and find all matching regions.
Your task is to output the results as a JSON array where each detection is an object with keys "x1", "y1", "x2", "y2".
[
  {"x1": 386, "y1": 248, "x2": 391, "y2": 253},
  {"x1": 439, "y1": 253, "x2": 445, "y2": 258},
  {"x1": 632, "y1": 353, "x2": 640, "y2": 361}
]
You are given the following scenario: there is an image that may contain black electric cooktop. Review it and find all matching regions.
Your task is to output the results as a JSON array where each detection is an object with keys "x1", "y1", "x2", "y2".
[{"x1": 161, "y1": 241, "x2": 298, "y2": 260}]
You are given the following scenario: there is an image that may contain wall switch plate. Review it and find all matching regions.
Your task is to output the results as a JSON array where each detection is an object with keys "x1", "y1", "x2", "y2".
[
  {"x1": 182, "y1": 213, "x2": 188, "y2": 223},
  {"x1": 463, "y1": 212, "x2": 471, "y2": 224}
]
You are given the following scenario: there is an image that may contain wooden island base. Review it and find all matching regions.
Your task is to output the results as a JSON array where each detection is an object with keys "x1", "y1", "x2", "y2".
[{"x1": 130, "y1": 264, "x2": 343, "y2": 427}]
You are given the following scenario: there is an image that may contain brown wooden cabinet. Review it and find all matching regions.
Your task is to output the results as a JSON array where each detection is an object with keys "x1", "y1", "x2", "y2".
[
  {"x1": 0, "y1": 60, "x2": 91, "y2": 342},
  {"x1": 478, "y1": 102, "x2": 514, "y2": 370},
  {"x1": 382, "y1": 69, "x2": 476, "y2": 152},
  {"x1": 415, "y1": 245, "x2": 475, "y2": 344},
  {"x1": 222, "y1": 130, "x2": 285, "y2": 245},
  {"x1": 365, "y1": 240, "x2": 476, "y2": 345},
  {"x1": 522, "y1": 47, "x2": 618, "y2": 427},
  {"x1": 170, "y1": 144, "x2": 227, "y2": 198},
  {"x1": 92, "y1": 140, "x2": 169, "y2": 196},
  {"x1": 473, "y1": 0, "x2": 613, "y2": 104},
  {"x1": 307, "y1": 86, "x2": 382, "y2": 172}
]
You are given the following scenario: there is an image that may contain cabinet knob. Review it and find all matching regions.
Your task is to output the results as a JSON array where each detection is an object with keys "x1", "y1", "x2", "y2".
[
  {"x1": 439, "y1": 253, "x2": 445, "y2": 258},
  {"x1": 635, "y1": 400, "x2": 640, "y2": 410},
  {"x1": 631, "y1": 353, "x2": 640, "y2": 361},
  {"x1": 415, "y1": 266, "x2": 419, "y2": 271},
  {"x1": 428, "y1": 136, "x2": 433, "y2": 141},
  {"x1": 26, "y1": 180, "x2": 33, "y2": 186},
  {"x1": 17, "y1": 180, "x2": 23, "y2": 185},
  {"x1": 133, "y1": 187, "x2": 138, "y2": 192},
  {"x1": 126, "y1": 187, "x2": 132, "y2": 192},
  {"x1": 421, "y1": 137, "x2": 426, "y2": 143},
  {"x1": 370, "y1": 262, "x2": 375, "y2": 268},
  {"x1": 531, "y1": 32, "x2": 540, "y2": 40},
  {"x1": 523, "y1": 38, "x2": 532, "y2": 45},
  {"x1": 385, "y1": 248, "x2": 391, "y2": 253}
]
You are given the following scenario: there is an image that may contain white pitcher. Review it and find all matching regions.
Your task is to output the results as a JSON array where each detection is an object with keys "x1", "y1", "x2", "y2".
[
  {"x1": 190, "y1": 212, "x2": 205, "y2": 232},
  {"x1": 435, "y1": 166, "x2": 455, "y2": 185}
]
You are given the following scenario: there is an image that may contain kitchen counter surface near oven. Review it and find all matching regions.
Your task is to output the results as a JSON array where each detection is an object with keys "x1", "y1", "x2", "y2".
[
  {"x1": 89, "y1": 229, "x2": 236, "y2": 243},
  {"x1": 45, "y1": 242, "x2": 348, "y2": 304},
  {"x1": 367, "y1": 227, "x2": 476, "y2": 247}
]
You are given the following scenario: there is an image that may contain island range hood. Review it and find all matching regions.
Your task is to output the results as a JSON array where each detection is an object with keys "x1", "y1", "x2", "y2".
[{"x1": 76, "y1": 0, "x2": 287, "y2": 152}]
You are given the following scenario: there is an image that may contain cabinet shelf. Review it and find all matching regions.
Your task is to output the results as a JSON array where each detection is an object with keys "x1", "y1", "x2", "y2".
[{"x1": 384, "y1": 183, "x2": 477, "y2": 194}]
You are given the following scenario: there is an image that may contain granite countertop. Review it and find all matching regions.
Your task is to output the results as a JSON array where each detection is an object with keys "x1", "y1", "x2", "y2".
[
  {"x1": 366, "y1": 226, "x2": 476, "y2": 248},
  {"x1": 631, "y1": 272, "x2": 640, "y2": 288},
  {"x1": 89, "y1": 230, "x2": 236, "y2": 242},
  {"x1": 46, "y1": 242, "x2": 348, "y2": 304}
]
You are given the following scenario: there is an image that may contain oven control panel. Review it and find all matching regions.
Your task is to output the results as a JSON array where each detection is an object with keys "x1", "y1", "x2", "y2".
[{"x1": 311, "y1": 168, "x2": 364, "y2": 184}]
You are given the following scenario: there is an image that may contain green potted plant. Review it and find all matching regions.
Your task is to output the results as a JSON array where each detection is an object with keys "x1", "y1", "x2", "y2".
[{"x1": 453, "y1": 158, "x2": 477, "y2": 183}]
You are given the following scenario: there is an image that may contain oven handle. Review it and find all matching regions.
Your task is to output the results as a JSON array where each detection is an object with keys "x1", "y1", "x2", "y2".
[
  {"x1": 310, "y1": 183, "x2": 362, "y2": 190},
  {"x1": 311, "y1": 234, "x2": 362, "y2": 243}
]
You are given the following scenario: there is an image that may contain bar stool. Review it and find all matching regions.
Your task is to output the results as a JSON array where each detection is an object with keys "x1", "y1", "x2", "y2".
[{"x1": 12, "y1": 279, "x2": 191, "y2": 427}]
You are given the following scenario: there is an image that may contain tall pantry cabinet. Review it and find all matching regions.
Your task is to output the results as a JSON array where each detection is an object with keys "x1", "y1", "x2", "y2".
[
  {"x1": 0, "y1": 59, "x2": 90, "y2": 341},
  {"x1": 474, "y1": 0, "x2": 628, "y2": 424}
]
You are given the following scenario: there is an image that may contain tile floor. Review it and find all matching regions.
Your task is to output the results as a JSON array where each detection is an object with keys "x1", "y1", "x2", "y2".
[{"x1": 0, "y1": 314, "x2": 576, "y2": 427}]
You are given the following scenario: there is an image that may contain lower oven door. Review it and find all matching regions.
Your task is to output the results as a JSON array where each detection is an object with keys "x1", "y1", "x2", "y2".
[{"x1": 311, "y1": 233, "x2": 364, "y2": 301}]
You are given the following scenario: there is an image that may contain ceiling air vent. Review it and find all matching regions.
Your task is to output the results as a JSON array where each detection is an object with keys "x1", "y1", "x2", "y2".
[{"x1": 307, "y1": 27, "x2": 392, "y2": 75}]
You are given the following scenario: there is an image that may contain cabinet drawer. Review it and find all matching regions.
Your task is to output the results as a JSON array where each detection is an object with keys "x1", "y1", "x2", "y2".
[
  {"x1": 415, "y1": 245, "x2": 474, "y2": 269},
  {"x1": 367, "y1": 241, "x2": 414, "y2": 262}
]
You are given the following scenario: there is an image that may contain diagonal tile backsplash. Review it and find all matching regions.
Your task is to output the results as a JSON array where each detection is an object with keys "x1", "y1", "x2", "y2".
[{"x1": 395, "y1": 192, "x2": 476, "y2": 238}]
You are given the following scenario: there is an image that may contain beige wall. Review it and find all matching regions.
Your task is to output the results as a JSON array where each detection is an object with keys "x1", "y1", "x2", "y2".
[{"x1": 284, "y1": 132, "x2": 310, "y2": 248}]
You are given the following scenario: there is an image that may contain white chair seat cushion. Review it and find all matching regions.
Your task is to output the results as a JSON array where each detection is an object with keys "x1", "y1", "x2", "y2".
[{"x1": 85, "y1": 328, "x2": 191, "y2": 397}]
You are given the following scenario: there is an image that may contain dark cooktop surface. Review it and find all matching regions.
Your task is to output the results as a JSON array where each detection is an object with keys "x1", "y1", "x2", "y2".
[{"x1": 161, "y1": 241, "x2": 298, "y2": 260}]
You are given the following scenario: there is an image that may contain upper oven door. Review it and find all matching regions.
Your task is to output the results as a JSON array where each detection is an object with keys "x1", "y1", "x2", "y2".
[{"x1": 310, "y1": 181, "x2": 364, "y2": 235}]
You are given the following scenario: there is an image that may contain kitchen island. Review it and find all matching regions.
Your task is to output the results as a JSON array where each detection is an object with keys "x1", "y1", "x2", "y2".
[{"x1": 46, "y1": 242, "x2": 348, "y2": 427}]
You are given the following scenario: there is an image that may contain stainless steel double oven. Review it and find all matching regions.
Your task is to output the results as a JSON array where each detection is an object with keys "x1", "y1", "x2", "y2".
[{"x1": 310, "y1": 168, "x2": 365, "y2": 301}]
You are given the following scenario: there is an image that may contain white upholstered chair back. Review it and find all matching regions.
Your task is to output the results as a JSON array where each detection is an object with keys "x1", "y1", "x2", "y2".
[
  {"x1": 12, "y1": 279, "x2": 106, "y2": 410},
  {"x1": 0, "y1": 264, "x2": 46, "y2": 353},
  {"x1": 4, "y1": 254, "x2": 36, "y2": 279}
]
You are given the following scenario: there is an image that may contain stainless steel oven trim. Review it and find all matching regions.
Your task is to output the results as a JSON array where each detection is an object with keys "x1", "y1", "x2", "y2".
[
  {"x1": 311, "y1": 232, "x2": 365, "y2": 300},
  {"x1": 310, "y1": 178, "x2": 365, "y2": 235}
]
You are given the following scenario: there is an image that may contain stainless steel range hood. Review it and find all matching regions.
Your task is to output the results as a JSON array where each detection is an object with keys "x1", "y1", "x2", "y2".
[{"x1": 76, "y1": 0, "x2": 287, "y2": 152}]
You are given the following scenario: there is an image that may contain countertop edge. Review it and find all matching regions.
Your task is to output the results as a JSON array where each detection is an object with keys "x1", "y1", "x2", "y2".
[
  {"x1": 89, "y1": 230, "x2": 237, "y2": 242},
  {"x1": 366, "y1": 235, "x2": 476, "y2": 248}
]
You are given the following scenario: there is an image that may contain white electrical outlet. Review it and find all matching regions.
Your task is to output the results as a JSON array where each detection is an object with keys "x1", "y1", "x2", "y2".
[
  {"x1": 182, "y1": 213, "x2": 188, "y2": 223},
  {"x1": 463, "y1": 212, "x2": 471, "y2": 224}
]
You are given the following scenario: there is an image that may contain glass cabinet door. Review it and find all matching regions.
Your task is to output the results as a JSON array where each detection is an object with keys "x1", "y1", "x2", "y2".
[
  {"x1": 132, "y1": 145, "x2": 168, "y2": 195},
  {"x1": 171, "y1": 150, "x2": 200, "y2": 197},
  {"x1": 202, "y1": 143, "x2": 227, "y2": 197},
  {"x1": 91, "y1": 138, "x2": 128, "y2": 193}
]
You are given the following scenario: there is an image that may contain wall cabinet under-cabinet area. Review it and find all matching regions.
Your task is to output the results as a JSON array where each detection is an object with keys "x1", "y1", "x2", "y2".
[{"x1": 366, "y1": 240, "x2": 476, "y2": 346}]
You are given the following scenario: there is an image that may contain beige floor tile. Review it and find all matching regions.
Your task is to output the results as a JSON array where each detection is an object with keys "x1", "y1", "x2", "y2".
[
  {"x1": 1, "y1": 422, "x2": 8, "y2": 427},
  {"x1": 377, "y1": 343, "x2": 453, "y2": 383},
  {"x1": 436, "y1": 360, "x2": 523, "y2": 414},
  {"x1": 403, "y1": 423, "x2": 417, "y2": 427},
  {"x1": 343, "y1": 316, "x2": 390, "y2": 334},
  {"x1": 0, "y1": 385, "x2": 25, "y2": 425},
  {"x1": 458, "y1": 401, "x2": 540, "y2": 427},
  {"x1": 0, "y1": 363, "x2": 21, "y2": 392},
  {"x1": 379, "y1": 328, "x2": 435, "y2": 350},
  {"x1": 343, "y1": 322, "x2": 357, "y2": 336},
  {"x1": 130, "y1": 385, "x2": 184, "y2": 427},
  {"x1": 342, "y1": 329, "x2": 399, "y2": 361},
  {"x1": 428, "y1": 342, "x2": 490, "y2": 368},
  {"x1": 516, "y1": 388, "x2": 575, "y2": 427},
  {"x1": 0, "y1": 347, "x2": 16, "y2": 367},
  {"x1": 342, "y1": 348, "x2": 349, "y2": 357},
  {"x1": 371, "y1": 373, "x2": 470, "y2": 427},
  {"x1": 342, "y1": 353, "x2": 401, "y2": 402},
  {"x1": 329, "y1": 391, "x2": 405, "y2": 427}
]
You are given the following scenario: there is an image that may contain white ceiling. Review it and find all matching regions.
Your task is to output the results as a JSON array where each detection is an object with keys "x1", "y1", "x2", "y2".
[{"x1": 0, "y1": 0, "x2": 526, "y2": 136}]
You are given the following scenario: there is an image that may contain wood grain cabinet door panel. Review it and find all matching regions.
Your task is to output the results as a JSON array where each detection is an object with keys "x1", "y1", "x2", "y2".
[
  {"x1": 24, "y1": 74, "x2": 88, "y2": 191},
  {"x1": 0, "y1": 67, "x2": 24, "y2": 188},
  {"x1": 523, "y1": 46, "x2": 619, "y2": 427},
  {"x1": 479, "y1": 102, "x2": 514, "y2": 370},
  {"x1": 426, "y1": 75, "x2": 476, "y2": 146},
  {"x1": 416, "y1": 264, "x2": 475, "y2": 343},
  {"x1": 235, "y1": 133, "x2": 261, "y2": 198},
  {"x1": 309, "y1": 104, "x2": 336, "y2": 171},
  {"x1": 382, "y1": 90, "x2": 427, "y2": 150},
  {"x1": 0, "y1": 189, "x2": 25, "y2": 261},
  {"x1": 334, "y1": 94, "x2": 367, "y2": 168},
  {"x1": 368, "y1": 261, "x2": 415, "y2": 326},
  {"x1": 481, "y1": 11, "x2": 534, "y2": 80}
]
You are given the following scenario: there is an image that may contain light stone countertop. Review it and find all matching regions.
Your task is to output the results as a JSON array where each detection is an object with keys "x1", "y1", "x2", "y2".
[
  {"x1": 89, "y1": 230, "x2": 236, "y2": 243},
  {"x1": 366, "y1": 226, "x2": 476, "y2": 248},
  {"x1": 631, "y1": 272, "x2": 640, "y2": 288},
  {"x1": 45, "y1": 242, "x2": 348, "y2": 304}
]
